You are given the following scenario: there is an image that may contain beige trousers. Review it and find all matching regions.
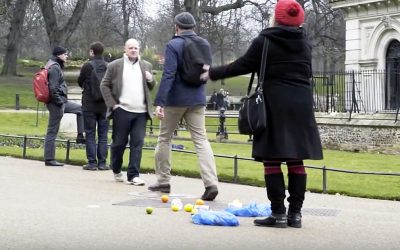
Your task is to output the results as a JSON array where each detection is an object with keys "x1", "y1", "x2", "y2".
[{"x1": 154, "y1": 106, "x2": 218, "y2": 188}]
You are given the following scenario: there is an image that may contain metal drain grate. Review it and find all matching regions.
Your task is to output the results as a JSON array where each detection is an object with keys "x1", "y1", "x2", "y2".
[{"x1": 302, "y1": 208, "x2": 340, "y2": 217}]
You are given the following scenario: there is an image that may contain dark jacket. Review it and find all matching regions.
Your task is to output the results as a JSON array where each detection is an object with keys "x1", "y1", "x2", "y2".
[
  {"x1": 100, "y1": 57, "x2": 156, "y2": 120},
  {"x1": 154, "y1": 30, "x2": 211, "y2": 107},
  {"x1": 46, "y1": 56, "x2": 67, "y2": 106},
  {"x1": 78, "y1": 56, "x2": 107, "y2": 113},
  {"x1": 209, "y1": 26, "x2": 323, "y2": 161}
]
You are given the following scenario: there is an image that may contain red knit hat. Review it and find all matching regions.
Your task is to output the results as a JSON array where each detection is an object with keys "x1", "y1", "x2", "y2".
[{"x1": 274, "y1": 0, "x2": 305, "y2": 27}]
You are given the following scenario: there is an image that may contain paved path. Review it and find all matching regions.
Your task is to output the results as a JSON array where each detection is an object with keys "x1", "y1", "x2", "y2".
[{"x1": 0, "y1": 156, "x2": 399, "y2": 249}]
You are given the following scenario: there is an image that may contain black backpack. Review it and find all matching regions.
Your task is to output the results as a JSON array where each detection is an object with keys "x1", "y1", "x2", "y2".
[
  {"x1": 177, "y1": 35, "x2": 212, "y2": 87},
  {"x1": 88, "y1": 60, "x2": 107, "y2": 102}
]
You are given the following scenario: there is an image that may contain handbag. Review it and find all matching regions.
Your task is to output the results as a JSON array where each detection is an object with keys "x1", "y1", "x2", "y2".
[{"x1": 238, "y1": 37, "x2": 269, "y2": 135}]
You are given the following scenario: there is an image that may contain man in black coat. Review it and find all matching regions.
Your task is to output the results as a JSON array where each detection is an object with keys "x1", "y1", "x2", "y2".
[{"x1": 78, "y1": 41, "x2": 109, "y2": 171}]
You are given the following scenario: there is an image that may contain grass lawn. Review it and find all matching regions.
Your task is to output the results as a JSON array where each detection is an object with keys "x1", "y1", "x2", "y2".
[{"x1": 0, "y1": 112, "x2": 399, "y2": 200}]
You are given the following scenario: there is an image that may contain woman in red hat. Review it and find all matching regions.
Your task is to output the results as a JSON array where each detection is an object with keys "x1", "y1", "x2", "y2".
[{"x1": 202, "y1": 0, "x2": 323, "y2": 228}]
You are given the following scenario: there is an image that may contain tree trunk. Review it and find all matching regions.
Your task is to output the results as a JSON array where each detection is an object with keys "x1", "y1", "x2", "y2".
[
  {"x1": 38, "y1": 0, "x2": 88, "y2": 48},
  {"x1": 173, "y1": 0, "x2": 181, "y2": 17},
  {"x1": 219, "y1": 40, "x2": 225, "y2": 85},
  {"x1": 1, "y1": 0, "x2": 29, "y2": 76},
  {"x1": 122, "y1": 0, "x2": 129, "y2": 41}
]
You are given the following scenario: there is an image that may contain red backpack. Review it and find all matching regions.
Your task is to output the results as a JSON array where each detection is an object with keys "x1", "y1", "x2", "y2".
[{"x1": 33, "y1": 62, "x2": 56, "y2": 103}]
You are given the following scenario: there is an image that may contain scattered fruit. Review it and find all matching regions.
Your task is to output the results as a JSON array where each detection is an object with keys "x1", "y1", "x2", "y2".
[
  {"x1": 184, "y1": 203, "x2": 193, "y2": 212},
  {"x1": 145, "y1": 207, "x2": 153, "y2": 214},
  {"x1": 171, "y1": 205, "x2": 180, "y2": 212},
  {"x1": 191, "y1": 208, "x2": 198, "y2": 215},
  {"x1": 161, "y1": 195, "x2": 169, "y2": 203},
  {"x1": 195, "y1": 199, "x2": 205, "y2": 205}
]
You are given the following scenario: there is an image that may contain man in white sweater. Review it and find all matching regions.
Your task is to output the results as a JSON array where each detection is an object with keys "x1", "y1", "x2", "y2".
[{"x1": 100, "y1": 38, "x2": 156, "y2": 185}]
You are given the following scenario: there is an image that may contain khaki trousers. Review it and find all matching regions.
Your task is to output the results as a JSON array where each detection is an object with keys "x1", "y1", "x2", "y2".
[{"x1": 155, "y1": 106, "x2": 218, "y2": 187}]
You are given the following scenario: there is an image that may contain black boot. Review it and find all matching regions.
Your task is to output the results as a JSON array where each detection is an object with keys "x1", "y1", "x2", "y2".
[
  {"x1": 287, "y1": 173, "x2": 307, "y2": 228},
  {"x1": 254, "y1": 173, "x2": 287, "y2": 228},
  {"x1": 287, "y1": 212, "x2": 302, "y2": 228},
  {"x1": 254, "y1": 213, "x2": 287, "y2": 228}
]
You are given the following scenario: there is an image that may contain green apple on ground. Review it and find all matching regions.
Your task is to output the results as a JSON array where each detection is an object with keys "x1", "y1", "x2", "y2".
[{"x1": 146, "y1": 207, "x2": 153, "y2": 214}]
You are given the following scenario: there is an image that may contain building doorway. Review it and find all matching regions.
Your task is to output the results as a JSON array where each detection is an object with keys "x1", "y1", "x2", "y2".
[{"x1": 385, "y1": 40, "x2": 400, "y2": 110}]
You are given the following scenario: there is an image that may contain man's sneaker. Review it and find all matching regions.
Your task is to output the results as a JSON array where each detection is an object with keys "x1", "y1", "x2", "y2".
[
  {"x1": 83, "y1": 164, "x2": 97, "y2": 171},
  {"x1": 201, "y1": 185, "x2": 218, "y2": 201},
  {"x1": 114, "y1": 173, "x2": 124, "y2": 182},
  {"x1": 148, "y1": 183, "x2": 171, "y2": 193},
  {"x1": 128, "y1": 177, "x2": 145, "y2": 186},
  {"x1": 97, "y1": 165, "x2": 110, "y2": 171},
  {"x1": 45, "y1": 160, "x2": 64, "y2": 167}
]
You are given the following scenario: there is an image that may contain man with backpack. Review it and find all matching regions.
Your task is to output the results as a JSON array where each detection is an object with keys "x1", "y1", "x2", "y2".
[
  {"x1": 44, "y1": 46, "x2": 85, "y2": 167},
  {"x1": 78, "y1": 42, "x2": 109, "y2": 171},
  {"x1": 148, "y1": 12, "x2": 219, "y2": 201}
]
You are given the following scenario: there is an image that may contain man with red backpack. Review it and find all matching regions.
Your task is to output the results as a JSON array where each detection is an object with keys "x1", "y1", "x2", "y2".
[
  {"x1": 44, "y1": 46, "x2": 85, "y2": 167},
  {"x1": 78, "y1": 42, "x2": 109, "y2": 171}
]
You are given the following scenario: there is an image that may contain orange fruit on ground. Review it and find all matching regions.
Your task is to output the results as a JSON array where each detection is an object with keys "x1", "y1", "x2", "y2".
[
  {"x1": 195, "y1": 199, "x2": 204, "y2": 205},
  {"x1": 161, "y1": 195, "x2": 169, "y2": 203}
]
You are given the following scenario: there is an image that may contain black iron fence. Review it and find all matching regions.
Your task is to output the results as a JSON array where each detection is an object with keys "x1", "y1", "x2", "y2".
[
  {"x1": 4, "y1": 70, "x2": 400, "y2": 122},
  {"x1": 312, "y1": 70, "x2": 400, "y2": 121},
  {"x1": 1, "y1": 133, "x2": 399, "y2": 195}
]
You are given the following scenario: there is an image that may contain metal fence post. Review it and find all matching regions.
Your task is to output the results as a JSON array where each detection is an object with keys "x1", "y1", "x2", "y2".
[
  {"x1": 322, "y1": 165, "x2": 327, "y2": 194},
  {"x1": 66, "y1": 140, "x2": 71, "y2": 163},
  {"x1": 22, "y1": 135, "x2": 27, "y2": 158},
  {"x1": 233, "y1": 155, "x2": 238, "y2": 183},
  {"x1": 149, "y1": 119, "x2": 154, "y2": 135},
  {"x1": 15, "y1": 94, "x2": 20, "y2": 110}
]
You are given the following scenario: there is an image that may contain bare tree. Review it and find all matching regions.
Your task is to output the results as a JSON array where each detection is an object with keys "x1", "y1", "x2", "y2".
[
  {"x1": 1, "y1": 0, "x2": 30, "y2": 76},
  {"x1": 306, "y1": 0, "x2": 345, "y2": 71},
  {"x1": 37, "y1": 0, "x2": 88, "y2": 48}
]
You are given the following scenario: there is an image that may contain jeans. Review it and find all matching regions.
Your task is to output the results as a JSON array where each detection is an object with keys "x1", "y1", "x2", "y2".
[
  {"x1": 83, "y1": 111, "x2": 109, "y2": 166},
  {"x1": 111, "y1": 108, "x2": 147, "y2": 180},
  {"x1": 44, "y1": 101, "x2": 84, "y2": 161}
]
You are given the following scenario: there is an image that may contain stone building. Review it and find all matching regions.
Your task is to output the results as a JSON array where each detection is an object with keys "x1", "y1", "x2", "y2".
[
  {"x1": 330, "y1": 0, "x2": 400, "y2": 111},
  {"x1": 313, "y1": 0, "x2": 400, "y2": 154}
]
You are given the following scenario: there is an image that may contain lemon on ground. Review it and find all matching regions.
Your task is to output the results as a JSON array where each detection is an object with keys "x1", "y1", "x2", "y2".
[
  {"x1": 171, "y1": 205, "x2": 180, "y2": 212},
  {"x1": 184, "y1": 203, "x2": 193, "y2": 212},
  {"x1": 191, "y1": 208, "x2": 198, "y2": 215}
]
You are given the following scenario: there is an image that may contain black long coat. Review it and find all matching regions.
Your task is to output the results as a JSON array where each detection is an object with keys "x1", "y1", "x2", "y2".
[
  {"x1": 209, "y1": 26, "x2": 323, "y2": 161},
  {"x1": 77, "y1": 56, "x2": 107, "y2": 114}
]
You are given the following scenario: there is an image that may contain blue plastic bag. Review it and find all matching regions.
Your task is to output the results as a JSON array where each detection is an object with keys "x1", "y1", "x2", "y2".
[
  {"x1": 192, "y1": 211, "x2": 239, "y2": 226},
  {"x1": 225, "y1": 202, "x2": 271, "y2": 217}
]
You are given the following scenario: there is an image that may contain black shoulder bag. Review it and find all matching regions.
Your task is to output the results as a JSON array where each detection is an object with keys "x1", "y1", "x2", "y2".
[{"x1": 238, "y1": 37, "x2": 269, "y2": 135}]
